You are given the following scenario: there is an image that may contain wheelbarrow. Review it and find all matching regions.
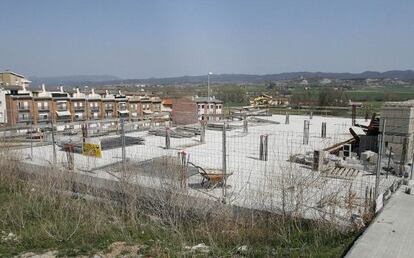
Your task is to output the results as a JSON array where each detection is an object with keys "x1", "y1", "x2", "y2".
[{"x1": 188, "y1": 162, "x2": 233, "y2": 188}]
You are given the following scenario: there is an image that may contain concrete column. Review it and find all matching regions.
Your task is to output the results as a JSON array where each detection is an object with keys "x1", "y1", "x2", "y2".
[
  {"x1": 303, "y1": 120, "x2": 310, "y2": 145},
  {"x1": 165, "y1": 127, "x2": 171, "y2": 149},
  {"x1": 313, "y1": 150, "x2": 325, "y2": 171},
  {"x1": 200, "y1": 123, "x2": 206, "y2": 143},
  {"x1": 352, "y1": 104, "x2": 356, "y2": 126},
  {"x1": 321, "y1": 122, "x2": 327, "y2": 138},
  {"x1": 243, "y1": 115, "x2": 248, "y2": 133},
  {"x1": 259, "y1": 134, "x2": 269, "y2": 161}
]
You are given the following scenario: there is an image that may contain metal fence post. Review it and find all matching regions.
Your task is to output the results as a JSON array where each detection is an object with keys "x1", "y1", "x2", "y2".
[
  {"x1": 352, "y1": 104, "x2": 356, "y2": 126},
  {"x1": 200, "y1": 122, "x2": 206, "y2": 143},
  {"x1": 410, "y1": 144, "x2": 414, "y2": 180},
  {"x1": 51, "y1": 117, "x2": 57, "y2": 165},
  {"x1": 374, "y1": 118, "x2": 386, "y2": 201},
  {"x1": 121, "y1": 118, "x2": 126, "y2": 173},
  {"x1": 222, "y1": 122, "x2": 227, "y2": 203},
  {"x1": 400, "y1": 138, "x2": 408, "y2": 177},
  {"x1": 243, "y1": 115, "x2": 248, "y2": 133},
  {"x1": 30, "y1": 113, "x2": 33, "y2": 160}
]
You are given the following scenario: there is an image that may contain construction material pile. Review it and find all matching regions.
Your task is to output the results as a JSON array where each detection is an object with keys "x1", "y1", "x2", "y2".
[
  {"x1": 206, "y1": 123, "x2": 241, "y2": 131},
  {"x1": 58, "y1": 135, "x2": 145, "y2": 153},
  {"x1": 176, "y1": 125, "x2": 201, "y2": 135},
  {"x1": 148, "y1": 128, "x2": 197, "y2": 138},
  {"x1": 248, "y1": 117, "x2": 280, "y2": 124}
]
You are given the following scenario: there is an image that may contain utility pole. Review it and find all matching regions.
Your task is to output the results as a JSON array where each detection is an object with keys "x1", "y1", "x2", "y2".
[{"x1": 374, "y1": 118, "x2": 386, "y2": 200}]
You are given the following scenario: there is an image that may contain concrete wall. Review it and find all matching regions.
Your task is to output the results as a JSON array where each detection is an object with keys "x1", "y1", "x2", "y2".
[
  {"x1": 381, "y1": 101, "x2": 414, "y2": 163},
  {"x1": 0, "y1": 89, "x2": 7, "y2": 124},
  {"x1": 172, "y1": 97, "x2": 198, "y2": 125}
]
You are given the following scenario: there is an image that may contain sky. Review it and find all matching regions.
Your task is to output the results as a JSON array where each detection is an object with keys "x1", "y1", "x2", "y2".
[{"x1": 0, "y1": 0, "x2": 413, "y2": 79}]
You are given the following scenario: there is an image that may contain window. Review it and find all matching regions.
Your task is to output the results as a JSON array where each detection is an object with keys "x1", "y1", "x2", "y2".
[
  {"x1": 201, "y1": 105, "x2": 204, "y2": 109},
  {"x1": 18, "y1": 113, "x2": 29, "y2": 121},
  {"x1": 18, "y1": 102, "x2": 29, "y2": 110}
]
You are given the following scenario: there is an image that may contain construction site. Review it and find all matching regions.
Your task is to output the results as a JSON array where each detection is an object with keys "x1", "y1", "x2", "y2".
[{"x1": 2, "y1": 100, "x2": 414, "y2": 225}]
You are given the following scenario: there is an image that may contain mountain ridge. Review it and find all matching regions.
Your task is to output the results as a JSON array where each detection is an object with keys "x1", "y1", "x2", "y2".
[{"x1": 28, "y1": 70, "x2": 414, "y2": 86}]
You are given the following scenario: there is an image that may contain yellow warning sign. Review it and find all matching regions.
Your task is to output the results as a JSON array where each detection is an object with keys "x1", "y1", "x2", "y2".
[{"x1": 82, "y1": 143, "x2": 102, "y2": 158}]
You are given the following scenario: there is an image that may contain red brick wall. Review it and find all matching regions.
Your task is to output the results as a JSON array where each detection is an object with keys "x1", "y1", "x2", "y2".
[{"x1": 172, "y1": 97, "x2": 198, "y2": 125}]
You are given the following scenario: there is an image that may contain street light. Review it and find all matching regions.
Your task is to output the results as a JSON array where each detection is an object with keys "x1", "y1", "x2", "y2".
[{"x1": 207, "y1": 72, "x2": 213, "y2": 119}]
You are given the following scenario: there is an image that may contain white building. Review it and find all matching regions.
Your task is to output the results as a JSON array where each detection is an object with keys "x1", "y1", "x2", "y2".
[{"x1": 193, "y1": 96, "x2": 223, "y2": 121}]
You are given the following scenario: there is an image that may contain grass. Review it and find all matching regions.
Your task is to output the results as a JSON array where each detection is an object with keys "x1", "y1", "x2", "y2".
[{"x1": 0, "y1": 157, "x2": 361, "y2": 257}]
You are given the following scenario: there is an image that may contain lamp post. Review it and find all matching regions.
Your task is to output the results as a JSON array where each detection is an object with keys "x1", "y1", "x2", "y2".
[{"x1": 207, "y1": 72, "x2": 212, "y2": 120}]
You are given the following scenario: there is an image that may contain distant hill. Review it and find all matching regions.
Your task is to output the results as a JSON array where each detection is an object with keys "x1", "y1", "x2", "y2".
[
  {"x1": 28, "y1": 70, "x2": 414, "y2": 86},
  {"x1": 29, "y1": 75, "x2": 120, "y2": 87}
]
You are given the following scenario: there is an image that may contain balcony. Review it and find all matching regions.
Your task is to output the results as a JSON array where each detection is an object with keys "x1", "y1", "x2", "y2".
[
  {"x1": 74, "y1": 116, "x2": 86, "y2": 121},
  {"x1": 38, "y1": 117, "x2": 50, "y2": 123},
  {"x1": 17, "y1": 117, "x2": 31, "y2": 123},
  {"x1": 74, "y1": 106, "x2": 85, "y2": 111},
  {"x1": 17, "y1": 106, "x2": 30, "y2": 112},
  {"x1": 38, "y1": 107, "x2": 50, "y2": 112},
  {"x1": 90, "y1": 106, "x2": 100, "y2": 112},
  {"x1": 105, "y1": 106, "x2": 114, "y2": 111}
]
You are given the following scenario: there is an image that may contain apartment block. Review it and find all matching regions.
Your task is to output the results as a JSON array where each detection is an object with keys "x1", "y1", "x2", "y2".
[
  {"x1": 194, "y1": 96, "x2": 223, "y2": 121},
  {"x1": 3, "y1": 85, "x2": 169, "y2": 127}
]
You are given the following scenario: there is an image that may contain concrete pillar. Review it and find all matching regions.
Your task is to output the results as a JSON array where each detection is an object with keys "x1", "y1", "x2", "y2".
[
  {"x1": 285, "y1": 112, "x2": 289, "y2": 124},
  {"x1": 303, "y1": 120, "x2": 310, "y2": 145},
  {"x1": 352, "y1": 104, "x2": 356, "y2": 126},
  {"x1": 165, "y1": 127, "x2": 171, "y2": 149},
  {"x1": 200, "y1": 123, "x2": 206, "y2": 143},
  {"x1": 313, "y1": 150, "x2": 325, "y2": 171},
  {"x1": 243, "y1": 116, "x2": 248, "y2": 133},
  {"x1": 259, "y1": 134, "x2": 269, "y2": 161},
  {"x1": 321, "y1": 122, "x2": 327, "y2": 138}
]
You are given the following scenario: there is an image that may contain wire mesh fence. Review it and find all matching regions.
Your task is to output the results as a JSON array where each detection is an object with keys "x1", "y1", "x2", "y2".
[{"x1": 3, "y1": 114, "x2": 413, "y2": 223}]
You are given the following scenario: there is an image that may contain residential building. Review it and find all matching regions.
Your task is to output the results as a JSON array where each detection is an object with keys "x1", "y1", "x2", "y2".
[
  {"x1": 161, "y1": 99, "x2": 173, "y2": 112},
  {"x1": 0, "y1": 71, "x2": 31, "y2": 87},
  {"x1": 128, "y1": 96, "x2": 143, "y2": 120},
  {"x1": 194, "y1": 96, "x2": 223, "y2": 121},
  {"x1": 5, "y1": 86, "x2": 33, "y2": 127},
  {"x1": 3, "y1": 83, "x2": 168, "y2": 126}
]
